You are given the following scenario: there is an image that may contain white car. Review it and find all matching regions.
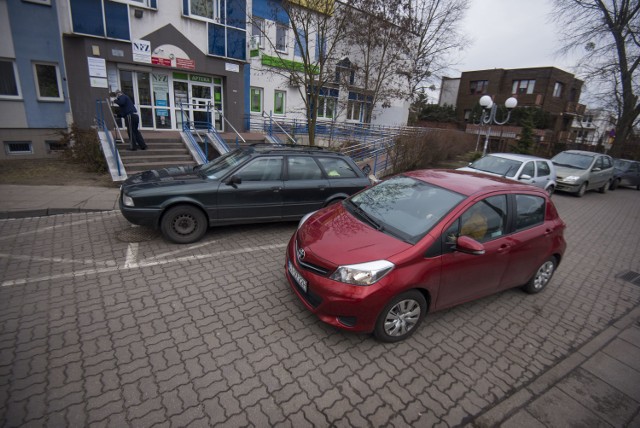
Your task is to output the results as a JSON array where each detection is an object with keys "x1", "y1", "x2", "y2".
[{"x1": 458, "y1": 153, "x2": 557, "y2": 195}]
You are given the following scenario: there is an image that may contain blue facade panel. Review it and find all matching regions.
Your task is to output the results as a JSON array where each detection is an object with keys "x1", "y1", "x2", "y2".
[
  {"x1": 227, "y1": 28, "x2": 246, "y2": 60},
  {"x1": 208, "y1": 24, "x2": 226, "y2": 57},
  {"x1": 226, "y1": 0, "x2": 246, "y2": 28},
  {"x1": 70, "y1": 0, "x2": 105, "y2": 36},
  {"x1": 104, "y1": 1, "x2": 130, "y2": 40},
  {"x1": 253, "y1": 0, "x2": 289, "y2": 25},
  {"x1": 7, "y1": 0, "x2": 70, "y2": 128}
]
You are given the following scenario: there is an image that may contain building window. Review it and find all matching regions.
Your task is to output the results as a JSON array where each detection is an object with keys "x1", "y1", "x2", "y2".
[
  {"x1": 512, "y1": 79, "x2": 535, "y2": 95},
  {"x1": 190, "y1": 0, "x2": 220, "y2": 21},
  {"x1": 553, "y1": 82, "x2": 564, "y2": 97},
  {"x1": 317, "y1": 96, "x2": 336, "y2": 119},
  {"x1": 0, "y1": 60, "x2": 21, "y2": 99},
  {"x1": 469, "y1": 80, "x2": 488, "y2": 95},
  {"x1": 251, "y1": 18, "x2": 265, "y2": 48},
  {"x1": 33, "y1": 62, "x2": 63, "y2": 101},
  {"x1": 347, "y1": 92, "x2": 372, "y2": 123},
  {"x1": 111, "y1": 0, "x2": 153, "y2": 7},
  {"x1": 274, "y1": 90, "x2": 286, "y2": 115},
  {"x1": 47, "y1": 140, "x2": 68, "y2": 152},
  {"x1": 276, "y1": 24, "x2": 288, "y2": 52},
  {"x1": 22, "y1": 0, "x2": 52, "y2": 5},
  {"x1": 250, "y1": 87, "x2": 263, "y2": 113},
  {"x1": 5, "y1": 141, "x2": 33, "y2": 155}
]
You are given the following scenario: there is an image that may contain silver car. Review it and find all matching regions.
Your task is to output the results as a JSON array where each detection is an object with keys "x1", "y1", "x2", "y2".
[
  {"x1": 458, "y1": 153, "x2": 557, "y2": 195},
  {"x1": 551, "y1": 150, "x2": 614, "y2": 197}
]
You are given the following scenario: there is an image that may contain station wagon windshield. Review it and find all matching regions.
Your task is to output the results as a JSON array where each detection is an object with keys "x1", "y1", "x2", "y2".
[
  {"x1": 348, "y1": 176, "x2": 464, "y2": 244},
  {"x1": 469, "y1": 155, "x2": 522, "y2": 177},
  {"x1": 199, "y1": 149, "x2": 252, "y2": 179},
  {"x1": 552, "y1": 152, "x2": 593, "y2": 170}
]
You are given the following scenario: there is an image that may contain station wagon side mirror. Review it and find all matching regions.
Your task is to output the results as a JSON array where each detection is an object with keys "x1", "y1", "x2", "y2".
[
  {"x1": 224, "y1": 175, "x2": 242, "y2": 188},
  {"x1": 455, "y1": 235, "x2": 485, "y2": 255}
]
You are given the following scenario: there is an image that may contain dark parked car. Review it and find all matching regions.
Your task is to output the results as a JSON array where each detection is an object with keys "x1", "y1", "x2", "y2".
[
  {"x1": 551, "y1": 150, "x2": 614, "y2": 196},
  {"x1": 611, "y1": 159, "x2": 640, "y2": 190},
  {"x1": 120, "y1": 146, "x2": 372, "y2": 244},
  {"x1": 286, "y1": 170, "x2": 566, "y2": 342}
]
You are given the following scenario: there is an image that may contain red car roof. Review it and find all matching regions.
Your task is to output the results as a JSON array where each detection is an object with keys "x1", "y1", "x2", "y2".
[{"x1": 403, "y1": 169, "x2": 545, "y2": 196}]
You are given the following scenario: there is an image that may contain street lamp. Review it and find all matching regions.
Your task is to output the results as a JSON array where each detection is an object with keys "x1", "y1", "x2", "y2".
[{"x1": 478, "y1": 95, "x2": 518, "y2": 156}]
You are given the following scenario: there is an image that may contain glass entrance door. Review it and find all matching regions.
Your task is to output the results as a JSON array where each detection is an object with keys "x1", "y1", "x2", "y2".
[
  {"x1": 191, "y1": 84, "x2": 212, "y2": 130},
  {"x1": 118, "y1": 70, "x2": 153, "y2": 129}
]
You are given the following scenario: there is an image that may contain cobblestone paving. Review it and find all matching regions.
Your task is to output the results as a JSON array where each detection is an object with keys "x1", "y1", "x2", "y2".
[{"x1": 1, "y1": 189, "x2": 639, "y2": 427}]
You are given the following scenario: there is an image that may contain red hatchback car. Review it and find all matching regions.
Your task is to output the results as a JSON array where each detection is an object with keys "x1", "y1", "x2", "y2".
[{"x1": 285, "y1": 170, "x2": 567, "y2": 342}]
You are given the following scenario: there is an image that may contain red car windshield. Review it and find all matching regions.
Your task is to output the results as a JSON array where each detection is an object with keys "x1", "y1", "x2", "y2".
[{"x1": 348, "y1": 176, "x2": 465, "y2": 244}]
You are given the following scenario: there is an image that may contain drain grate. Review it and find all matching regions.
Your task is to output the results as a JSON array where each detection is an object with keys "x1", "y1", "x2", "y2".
[
  {"x1": 116, "y1": 227, "x2": 159, "y2": 243},
  {"x1": 617, "y1": 270, "x2": 640, "y2": 285}
]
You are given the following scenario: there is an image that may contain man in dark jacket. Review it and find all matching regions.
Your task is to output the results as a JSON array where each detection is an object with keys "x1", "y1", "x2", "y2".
[{"x1": 112, "y1": 90, "x2": 147, "y2": 151}]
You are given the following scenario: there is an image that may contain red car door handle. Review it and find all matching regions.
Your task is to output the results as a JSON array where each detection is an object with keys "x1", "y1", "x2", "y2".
[
  {"x1": 544, "y1": 228, "x2": 553, "y2": 235},
  {"x1": 497, "y1": 244, "x2": 510, "y2": 253}
]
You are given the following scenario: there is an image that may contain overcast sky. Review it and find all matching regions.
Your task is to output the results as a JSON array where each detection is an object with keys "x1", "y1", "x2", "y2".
[{"x1": 451, "y1": 0, "x2": 580, "y2": 75}]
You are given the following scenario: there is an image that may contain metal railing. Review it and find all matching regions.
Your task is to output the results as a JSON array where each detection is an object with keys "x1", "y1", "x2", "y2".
[
  {"x1": 213, "y1": 105, "x2": 246, "y2": 148},
  {"x1": 179, "y1": 103, "x2": 209, "y2": 163},
  {"x1": 95, "y1": 99, "x2": 124, "y2": 177},
  {"x1": 262, "y1": 111, "x2": 296, "y2": 145}
]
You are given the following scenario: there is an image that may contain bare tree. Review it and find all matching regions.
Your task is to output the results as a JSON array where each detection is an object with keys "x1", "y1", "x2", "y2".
[
  {"x1": 404, "y1": 0, "x2": 469, "y2": 99},
  {"x1": 249, "y1": 0, "x2": 352, "y2": 145},
  {"x1": 552, "y1": 0, "x2": 640, "y2": 154},
  {"x1": 342, "y1": 0, "x2": 413, "y2": 121}
]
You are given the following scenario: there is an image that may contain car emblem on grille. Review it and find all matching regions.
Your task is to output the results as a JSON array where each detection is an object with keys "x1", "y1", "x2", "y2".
[{"x1": 297, "y1": 248, "x2": 305, "y2": 260}]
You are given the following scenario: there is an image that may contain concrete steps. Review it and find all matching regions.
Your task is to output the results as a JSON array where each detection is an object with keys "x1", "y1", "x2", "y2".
[{"x1": 118, "y1": 131, "x2": 197, "y2": 174}]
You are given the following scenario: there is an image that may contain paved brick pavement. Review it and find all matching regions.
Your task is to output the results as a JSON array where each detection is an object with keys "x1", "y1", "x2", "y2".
[{"x1": 0, "y1": 188, "x2": 639, "y2": 427}]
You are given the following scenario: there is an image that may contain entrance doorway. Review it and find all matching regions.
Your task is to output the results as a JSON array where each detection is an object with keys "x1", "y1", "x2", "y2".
[{"x1": 116, "y1": 69, "x2": 224, "y2": 131}]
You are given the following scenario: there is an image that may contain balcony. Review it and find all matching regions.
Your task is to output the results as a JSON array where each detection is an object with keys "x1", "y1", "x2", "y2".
[{"x1": 565, "y1": 102, "x2": 586, "y2": 116}]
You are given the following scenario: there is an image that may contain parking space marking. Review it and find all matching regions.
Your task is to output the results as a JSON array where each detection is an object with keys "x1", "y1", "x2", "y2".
[
  {"x1": 0, "y1": 242, "x2": 286, "y2": 288},
  {"x1": 124, "y1": 243, "x2": 139, "y2": 268},
  {"x1": 0, "y1": 252, "x2": 117, "y2": 268},
  {"x1": 0, "y1": 212, "x2": 120, "y2": 241}
]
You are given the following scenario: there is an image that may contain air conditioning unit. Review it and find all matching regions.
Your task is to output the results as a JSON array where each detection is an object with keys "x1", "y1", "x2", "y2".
[
  {"x1": 289, "y1": 74, "x2": 301, "y2": 87},
  {"x1": 250, "y1": 35, "x2": 261, "y2": 50}
]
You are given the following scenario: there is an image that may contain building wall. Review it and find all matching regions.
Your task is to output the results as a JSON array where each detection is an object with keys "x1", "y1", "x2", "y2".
[
  {"x1": 438, "y1": 77, "x2": 460, "y2": 107},
  {"x1": 249, "y1": 0, "x2": 409, "y2": 129},
  {"x1": 0, "y1": 0, "x2": 71, "y2": 160},
  {"x1": 456, "y1": 67, "x2": 584, "y2": 139},
  {"x1": 57, "y1": 0, "x2": 247, "y2": 133}
]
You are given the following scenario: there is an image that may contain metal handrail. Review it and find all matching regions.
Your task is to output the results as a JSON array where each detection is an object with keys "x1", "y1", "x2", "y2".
[
  {"x1": 95, "y1": 99, "x2": 123, "y2": 177},
  {"x1": 210, "y1": 103, "x2": 246, "y2": 145},
  {"x1": 179, "y1": 103, "x2": 208, "y2": 163},
  {"x1": 262, "y1": 111, "x2": 297, "y2": 144}
]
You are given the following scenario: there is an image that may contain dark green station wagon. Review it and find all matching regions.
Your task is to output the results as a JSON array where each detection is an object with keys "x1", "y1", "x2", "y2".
[{"x1": 119, "y1": 145, "x2": 372, "y2": 244}]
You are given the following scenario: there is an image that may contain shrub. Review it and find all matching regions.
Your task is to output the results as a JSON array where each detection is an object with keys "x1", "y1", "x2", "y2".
[
  {"x1": 58, "y1": 125, "x2": 107, "y2": 173},
  {"x1": 388, "y1": 129, "x2": 475, "y2": 174}
]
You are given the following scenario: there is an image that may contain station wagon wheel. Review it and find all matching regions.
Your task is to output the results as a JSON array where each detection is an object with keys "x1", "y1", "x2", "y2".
[
  {"x1": 576, "y1": 182, "x2": 587, "y2": 197},
  {"x1": 522, "y1": 256, "x2": 557, "y2": 294},
  {"x1": 161, "y1": 205, "x2": 207, "y2": 244},
  {"x1": 374, "y1": 290, "x2": 427, "y2": 343}
]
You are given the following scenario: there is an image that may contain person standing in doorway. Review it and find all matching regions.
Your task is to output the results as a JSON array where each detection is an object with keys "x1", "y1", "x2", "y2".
[{"x1": 112, "y1": 90, "x2": 147, "y2": 151}]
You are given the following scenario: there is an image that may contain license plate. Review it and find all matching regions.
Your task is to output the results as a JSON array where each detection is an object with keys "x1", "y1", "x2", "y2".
[{"x1": 288, "y1": 261, "x2": 308, "y2": 293}]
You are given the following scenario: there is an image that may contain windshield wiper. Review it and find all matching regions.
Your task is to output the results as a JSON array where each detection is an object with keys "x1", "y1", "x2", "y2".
[{"x1": 346, "y1": 200, "x2": 383, "y2": 231}]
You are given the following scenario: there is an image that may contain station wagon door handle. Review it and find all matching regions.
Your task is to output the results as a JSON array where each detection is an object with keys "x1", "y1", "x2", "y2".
[
  {"x1": 271, "y1": 186, "x2": 282, "y2": 192},
  {"x1": 318, "y1": 185, "x2": 326, "y2": 190}
]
